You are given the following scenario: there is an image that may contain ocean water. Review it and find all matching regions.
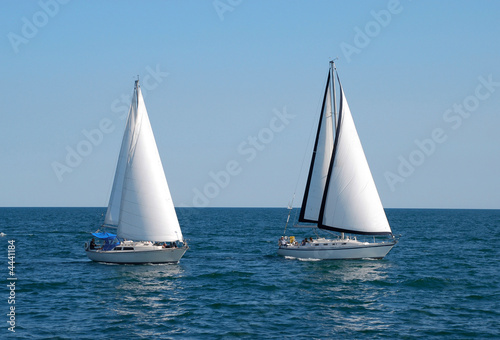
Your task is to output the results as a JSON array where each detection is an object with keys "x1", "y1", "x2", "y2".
[{"x1": 0, "y1": 207, "x2": 499, "y2": 339}]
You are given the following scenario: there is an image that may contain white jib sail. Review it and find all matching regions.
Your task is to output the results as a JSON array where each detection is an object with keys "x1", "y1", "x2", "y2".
[
  {"x1": 104, "y1": 101, "x2": 135, "y2": 226},
  {"x1": 113, "y1": 83, "x2": 183, "y2": 242},
  {"x1": 321, "y1": 86, "x2": 391, "y2": 234},
  {"x1": 301, "y1": 75, "x2": 334, "y2": 222}
]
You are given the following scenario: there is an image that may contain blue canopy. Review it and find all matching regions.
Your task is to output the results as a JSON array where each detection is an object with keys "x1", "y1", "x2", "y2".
[
  {"x1": 91, "y1": 232, "x2": 119, "y2": 250},
  {"x1": 92, "y1": 232, "x2": 117, "y2": 240}
]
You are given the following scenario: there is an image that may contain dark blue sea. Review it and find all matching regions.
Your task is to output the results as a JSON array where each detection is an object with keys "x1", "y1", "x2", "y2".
[{"x1": 0, "y1": 208, "x2": 499, "y2": 339}]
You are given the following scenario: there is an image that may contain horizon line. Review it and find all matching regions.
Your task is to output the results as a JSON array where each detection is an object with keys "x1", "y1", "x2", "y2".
[{"x1": 0, "y1": 206, "x2": 498, "y2": 210}]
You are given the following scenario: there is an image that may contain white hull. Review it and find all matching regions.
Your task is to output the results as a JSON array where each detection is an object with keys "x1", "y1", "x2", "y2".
[
  {"x1": 86, "y1": 244, "x2": 188, "y2": 264},
  {"x1": 277, "y1": 238, "x2": 396, "y2": 260}
]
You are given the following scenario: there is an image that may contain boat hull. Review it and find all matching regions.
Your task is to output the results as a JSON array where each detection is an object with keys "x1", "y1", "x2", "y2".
[
  {"x1": 86, "y1": 246, "x2": 188, "y2": 264},
  {"x1": 277, "y1": 239, "x2": 396, "y2": 260}
]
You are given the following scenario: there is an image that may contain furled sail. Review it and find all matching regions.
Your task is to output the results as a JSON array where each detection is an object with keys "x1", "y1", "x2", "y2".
[
  {"x1": 299, "y1": 73, "x2": 334, "y2": 223},
  {"x1": 106, "y1": 81, "x2": 183, "y2": 242},
  {"x1": 319, "y1": 77, "x2": 391, "y2": 235}
]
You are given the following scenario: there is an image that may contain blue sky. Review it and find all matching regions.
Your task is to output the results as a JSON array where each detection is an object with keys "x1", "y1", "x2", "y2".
[{"x1": 1, "y1": 0, "x2": 499, "y2": 208}]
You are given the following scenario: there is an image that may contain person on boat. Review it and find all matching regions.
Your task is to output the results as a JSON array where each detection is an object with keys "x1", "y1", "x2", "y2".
[{"x1": 89, "y1": 238, "x2": 96, "y2": 250}]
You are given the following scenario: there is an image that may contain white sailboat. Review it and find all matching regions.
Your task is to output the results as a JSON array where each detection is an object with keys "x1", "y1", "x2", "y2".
[
  {"x1": 85, "y1": 80, "x2": 188, "y2": 264},
  {"x1": 278, "y1": 62, "x2": 397, "y2": 260}
]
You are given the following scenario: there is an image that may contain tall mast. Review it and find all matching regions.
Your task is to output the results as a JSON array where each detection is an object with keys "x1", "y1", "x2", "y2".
[
  {"x1": 135, "y1": 78, "x2": 140, "y2": 104},
  {"x1": 329, "y1": 60, "x2": 344, "y2": 239},
  {"x1": 329, "y1": 60, "x2": 337, "y2": 130}
]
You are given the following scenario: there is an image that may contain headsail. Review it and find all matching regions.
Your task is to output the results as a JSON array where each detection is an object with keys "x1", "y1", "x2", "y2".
[
  {"x1": 299, "y1": 72, "x2": 334, "y2": 223},
  {"x1": 106, "y1": 81, "x2": 183, "y2": 242},
  {"x1": 104, "y1": 98, "x2": 135, "y2": 226}
]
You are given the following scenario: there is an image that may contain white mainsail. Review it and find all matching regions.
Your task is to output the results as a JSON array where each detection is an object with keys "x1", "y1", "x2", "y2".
[
  {"x1": 299, "y1": 73, "x2": 334, "y2": 223},
  {"x1": 320, "y1": 78, "x2": 391, "y2": 235},
  {"x1": 104, "y1": 81, "x2": 183, "y2": 242}
]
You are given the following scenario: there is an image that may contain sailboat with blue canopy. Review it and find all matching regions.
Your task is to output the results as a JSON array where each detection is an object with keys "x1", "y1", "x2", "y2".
[{"x1": 85, "y1": 80, "x2": 188, "y2": 264}]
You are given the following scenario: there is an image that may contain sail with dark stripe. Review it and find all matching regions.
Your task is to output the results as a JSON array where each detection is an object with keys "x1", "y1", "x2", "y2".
[{"x1": 299, "y1": 72, "x2": 334, "y2": 223}]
